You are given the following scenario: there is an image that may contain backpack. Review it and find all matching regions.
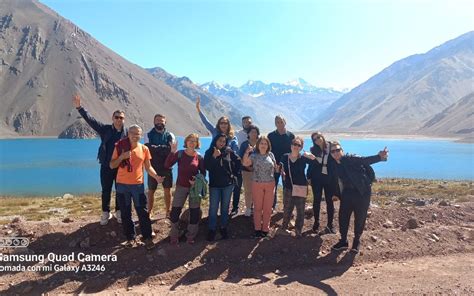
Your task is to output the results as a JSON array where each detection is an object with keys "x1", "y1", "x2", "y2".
[{"x1": 362, "y1": 163, "x2": 376, "y2": 184}]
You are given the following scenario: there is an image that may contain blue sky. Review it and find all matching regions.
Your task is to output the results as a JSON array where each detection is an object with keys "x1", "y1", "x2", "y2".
[{"x1": 40, "y1": 0, "x2": 473, "y2": 90}]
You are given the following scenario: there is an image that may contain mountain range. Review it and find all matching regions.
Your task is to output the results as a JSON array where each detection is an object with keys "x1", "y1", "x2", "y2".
[
  {"x1": 146, "y1": 67, "x2": 243, "y2": 126},
  {"x1": 304, "y1": 31, "x2": 474, "y2": 140},
  {"x1": 200, "y1": 79, "x2": 345, "y2": 130},
  {"x1": 0, "y1": 0, "x2": 472, "y2": 141},
  {"x1": 0, "y1": 0, "x2": 210, "y2": 139}
]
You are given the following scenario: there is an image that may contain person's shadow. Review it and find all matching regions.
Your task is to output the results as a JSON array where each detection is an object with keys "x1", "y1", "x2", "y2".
[
  {"x1": 0, "y1": 216, "x2": 208, "y2": 295},
  {"x1": 273, "y1": 250, "x2": 356, "y2": 295},
  {"x1": 170, "y1": 223, "x2": 355, "y2": 295}
]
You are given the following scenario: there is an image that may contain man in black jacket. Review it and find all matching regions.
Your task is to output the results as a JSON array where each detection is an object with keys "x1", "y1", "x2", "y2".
[
  {"x1": 73, "y1": 94, "x2": 128, "y2": 225},
  {"x1": 267, "y1": 115, "x2": 295, "y2": 211},
  {"x1": 330, "y1": 141, "x2": 388, "y2": 253}
]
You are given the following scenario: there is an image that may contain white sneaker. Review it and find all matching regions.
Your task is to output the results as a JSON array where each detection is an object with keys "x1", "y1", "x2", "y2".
[
  {"x1": 289, "y1": 220, "x2": 296, "y2": 229},
  {"x1": 100, "y1": 211, "x2": 112, "y2": 225},
  {"x1": 114, "y1": 210, "x2": 122, "y2": 224},
  {"x1": 244, "y1": 208, "x2": 252, "y2": 217}
]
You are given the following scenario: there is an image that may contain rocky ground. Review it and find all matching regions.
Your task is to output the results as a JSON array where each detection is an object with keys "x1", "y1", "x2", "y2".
[{"x1": 0, "y1": 179, "x2": 473, "y2": 295}]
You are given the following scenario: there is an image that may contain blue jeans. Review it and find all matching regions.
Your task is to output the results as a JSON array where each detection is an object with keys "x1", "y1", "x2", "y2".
[
  {"x1": 231, "y1": 173, "x2": 243, "y2": 211},
  {"x1": 208, "y1": 185, "x2": 234, "y2": 231},
  {"x1": 116, "y1": 183, "x2": 152, "y2": 240}
]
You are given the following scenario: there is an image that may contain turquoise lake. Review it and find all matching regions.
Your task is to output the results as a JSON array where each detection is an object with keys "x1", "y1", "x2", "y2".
[{"x1": 0, "y1": 137, "x2": 473, "y2": 196}]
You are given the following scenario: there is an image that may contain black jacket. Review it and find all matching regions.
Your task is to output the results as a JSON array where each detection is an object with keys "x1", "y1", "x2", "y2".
[
  {"x1": 267, "y1": 130, "x2": 295, "y2": 167},
  {"x1": 336, "y1": 154, "x2": 383, "y2": 197},
  {"x1": 307, "y1": 146, "x2": 338, "y2": 184},
  {"x1": 204, "y1": 148, "x2": 241, "y2": 188},
  {"x1": 77, "y1": 107, "x2": 128, "y2": 165}
]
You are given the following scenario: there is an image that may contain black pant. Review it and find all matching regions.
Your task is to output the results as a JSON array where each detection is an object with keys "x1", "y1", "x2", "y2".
[
  {"x1": 231, "y1": 174, "x2": 243, "y2": 211},
  {"x1": 100, "y1": 165, "x2": 119, "y2": 212},
  {"x1": 273, "y1": 172, "x2": 281, "y2": 209},
  {"x1": 116, "y1": 188, "x2": 152, "y2": 240},
  {"x1": 338, "y1": 187, "x2": 371, "y2": 242},
  {"x1": 311, "y1": 174, "x2": 335, "y2": 228}
]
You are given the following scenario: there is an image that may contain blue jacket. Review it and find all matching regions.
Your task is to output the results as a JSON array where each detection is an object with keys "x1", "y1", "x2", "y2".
[{"x1": 199, "y1": 111, "x2": 239, "y2": 153}]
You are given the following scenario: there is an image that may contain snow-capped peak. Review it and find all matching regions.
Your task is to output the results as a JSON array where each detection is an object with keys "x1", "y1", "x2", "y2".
[{"x1": 286, "y1": 78, "x2": 309, "y2": 88}]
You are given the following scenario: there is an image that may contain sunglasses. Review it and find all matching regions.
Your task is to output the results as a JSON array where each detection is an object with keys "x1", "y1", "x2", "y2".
[
  {"x1": 219, "y1": 122, "x2": 229, "y2": 125},
  {"x1": 292, "y1": 143, "x2": 302, "y2": 147},
  {"x1": 312, "y1": 135, "x2": 322, "y2": 141},
  {"x1": 330, "y1": 148, "x2": 342, "y2": 153},
  {"x1": 114, "y1": 116, "x2": 125, "y2": 120}
]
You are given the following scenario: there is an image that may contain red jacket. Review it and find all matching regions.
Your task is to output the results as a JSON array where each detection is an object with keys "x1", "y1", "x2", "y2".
[{"x1": 115, "y1": 138, "x2": 132, "y2": 172}]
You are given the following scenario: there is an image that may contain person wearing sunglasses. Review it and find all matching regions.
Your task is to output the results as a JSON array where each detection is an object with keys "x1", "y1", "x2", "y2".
[
  {"x1": 307, "y1": 132, "x2": 338, "y2": 235},
  {"x1": 277, "y1": 137, "x2": 313, "y2": 237},
  {"x1": 329, "y1": 141, "x2": 389, "y2": 253},
  {"x1": 73, "y1": 94, "x2": 128, "y2": 226}
]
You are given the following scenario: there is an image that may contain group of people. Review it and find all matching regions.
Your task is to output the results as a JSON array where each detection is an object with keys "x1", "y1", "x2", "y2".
[{"x1": 73, "y1": 94, "x2": 389, "y2": 252}]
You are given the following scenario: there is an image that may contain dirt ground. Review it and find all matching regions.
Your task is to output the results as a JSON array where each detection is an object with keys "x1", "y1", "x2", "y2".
[{"x1": 1, "y1": 197, "x2": 473, "y2": 295}]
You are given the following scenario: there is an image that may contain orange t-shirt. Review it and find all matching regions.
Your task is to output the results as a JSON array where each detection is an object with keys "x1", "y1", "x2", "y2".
[{"x1": 112, "y1": 143, "x2": 152, "y2": 185}]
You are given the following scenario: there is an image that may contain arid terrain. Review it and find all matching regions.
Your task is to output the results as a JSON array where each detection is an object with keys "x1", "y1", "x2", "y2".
[{"x1": 0, "y1": 178, "x2": 473, "y2": 295}]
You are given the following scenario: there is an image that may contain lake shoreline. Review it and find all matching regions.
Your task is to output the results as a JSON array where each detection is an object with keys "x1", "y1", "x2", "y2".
[
  {"x1": 0, "y1": 132, "x2": 466, "y2": 142},
  {"x1": 1, "y1": 178, "x2": 472, "y2": 198}
]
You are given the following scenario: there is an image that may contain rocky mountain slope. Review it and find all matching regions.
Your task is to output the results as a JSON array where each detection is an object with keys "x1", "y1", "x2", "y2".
[
  {"x1": 304, "y1": 31, "x2": 474, "y2": 135},
  {"x1": 0, "y1": 0, "x2": 209, "y2": 138},
  {"x1": 146, "y1": 67, "x2": 243, "y2": 127}
]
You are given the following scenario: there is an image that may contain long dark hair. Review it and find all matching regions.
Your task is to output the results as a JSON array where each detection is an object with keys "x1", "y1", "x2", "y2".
[
  {"x1": 207, "y1": 133, "x2": 229, "y2": 154},
  {"x1": 310, "y1": 131, "x2": 327, "y2": 156}
]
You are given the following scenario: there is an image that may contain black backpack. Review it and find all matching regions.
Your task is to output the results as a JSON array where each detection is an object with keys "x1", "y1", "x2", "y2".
[{"x1": 361, "y1": 163, "x2": 376, "y2": 184}]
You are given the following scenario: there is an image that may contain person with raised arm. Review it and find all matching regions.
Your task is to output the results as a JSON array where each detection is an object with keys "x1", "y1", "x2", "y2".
[
  {"x1": 73, "y1": 94, "x2": 128, "y2": 226},
  {"x1": 328, "y1": 142, "x2": 389, "y2": 253}
]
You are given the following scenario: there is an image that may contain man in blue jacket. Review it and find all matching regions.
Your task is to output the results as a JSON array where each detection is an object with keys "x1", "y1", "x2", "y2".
[
  {"x1": 144, "y1": 114, "x2": 175, "y2": 220},
  {"x1": 73, "y1": 94, "x2": 128, "y2": 225}
]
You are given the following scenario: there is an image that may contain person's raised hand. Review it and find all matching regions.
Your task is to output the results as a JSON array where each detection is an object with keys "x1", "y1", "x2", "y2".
[
  {"x1": 212, "y1": 147, "x2": 221, "y2": 158},
  {"x1": 196, "y1": 96, "x2": 201, "y2": 113},
  {"x1": 72, "y1": 94, "x2": 81, "y2": 109},
  {"x1": 379, "y1": 146, "x2": 389, "y2": 161},
  {"x1": 170, "y1": 140, "x2": 178, "y2": 153},
  {"x1": 246, "y1": 145, "x2": 253, "y2": 155}
]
